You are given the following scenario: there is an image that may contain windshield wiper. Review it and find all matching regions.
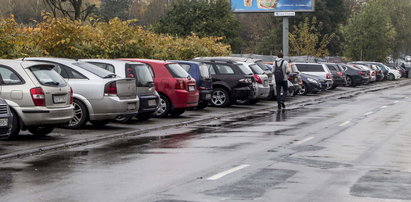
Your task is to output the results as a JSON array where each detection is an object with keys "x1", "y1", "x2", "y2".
[
  {"x1": 44, "y1": 81, "x2": 59, "y2": 85},
  {"x1": 103, "y1": 74, "x2": 116, "y2": 78}
]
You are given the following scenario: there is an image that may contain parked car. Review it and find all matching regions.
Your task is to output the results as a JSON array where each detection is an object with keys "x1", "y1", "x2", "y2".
[
  {"x1": 236, "y1": 61, "x2": 270, "y2": 104},
  {"x1": 291, "y1": 63, "x2": 333, "y2": 90},
  {"x1": 0, "y1": 60, "x2": 74, "y2": 138},
  {"x1": 192, "y1": 58, "x2": 254, "y2": 107},
  {"x1": 288, "y1": 63, "x2": 303, "y2": 96},
  {"x1": 120, "y1": 59, "x2": 199, "y2": 117},
  {"x1": 324, "y1": 63, "x2": 346, "y2": 89},
  {"x1": 80, "y1": 59, "x2": 160, "y2": 121},
  {"x1": 385, "y1": 65, "x2": 402, "y2": 80},
  {"x1": 23, "y1": 58, "x2": 139, "y2": 128},
  {"x1": 353, "y1": 62, "x2": 387, "y2": 80},
  {"x1": 0, "y1": 98, "x2": 13, "y2": 139},
  {"x1": 299, "y1": 73, "x2": 327, "y2": 95},
  {"x1": 171, "y1": 60, "x2": 212, "y2": 109},
  {"x1": 340, "y1": 64, "x2": 369, "y2": 86}
]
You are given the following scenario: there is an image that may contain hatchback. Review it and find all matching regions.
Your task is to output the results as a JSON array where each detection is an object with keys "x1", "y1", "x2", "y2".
[
  {"x1": 324, "y1": 63, "x2": 347, "y2": 89},
  {"x1": 341, "y1": 64, "x2": 369, "y2": 86},
  {"x1": 81, "y1": 59, "x2": 160, "y2": 121},
  {"x1": 1, "y1": 60, "x2": 74, "y2": 137},
  {"x1": 120, "y1": 59, "x2": 199, "y2": 117},
  {"x1": 237, "y1": 61, "x2": 270, "y2": 104},
  {"x1": 23, "y1": 58, "x2": 139, "y2": 128},
  {"x1": 291, "y1": 63, "x2": 333, "y2": 89}
]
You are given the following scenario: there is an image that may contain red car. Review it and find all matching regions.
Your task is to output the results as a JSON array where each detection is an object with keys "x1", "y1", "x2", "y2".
[{"x1": 120, "y1": 59, "x2": 199, "y2": 117}]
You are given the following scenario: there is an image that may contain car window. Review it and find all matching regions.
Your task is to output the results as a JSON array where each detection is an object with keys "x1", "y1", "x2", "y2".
[
  {"x1": 53, "y1": 64, "x2": 87, "y2": 79},
  {"x1": 207, "y1": 64, "x2": 216, "y2": 75},
  {"x1": 30, "y1": 65, "x2": 66, "y2": 87},
  {"x1": 126, "y1": 63, "x2": 153, "y2": 87},
  {"x1": 0, "y1": 66, "x2": 24, "y2": 85},
  {"x1": 255, "y1": 61, "x2": 269, "y2": 71},
  {"x1": 295, "y1": 64, "x2": 325, "y2": 72},
  {"x1": 199, "y1": 64, "x2": 211, "y2": 79},
  {"x1": 216, "y1": 64, "x2": 235, "y2": 74},
  {"x1": 179, "y1": 64, "x2": 191, "y2": 72},
  {"x1": 74, "y1": 62, "x2": 115, "y2": 78},
  {"x1": 249, "y1": 64, "x2": 264, "y2": 74},
  {"x1": 88, "y1": 62, "x2": 115, "y2": 73},
  {"x1": 237, "y1": 64, "x2": 253, "y2": 75},
  {"x1": 166, "y1": 63, "x2": 190, "y2": 78},
  {"x1": 326, "y1": 64, "x2": 337, "y2": 71}
]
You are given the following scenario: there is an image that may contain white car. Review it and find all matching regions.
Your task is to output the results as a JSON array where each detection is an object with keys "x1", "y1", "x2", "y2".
[{"x1": 386, "y1": 65, "x2": 402, "y2": 80}]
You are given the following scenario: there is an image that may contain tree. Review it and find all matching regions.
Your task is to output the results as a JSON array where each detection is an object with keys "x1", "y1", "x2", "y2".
[
  {"x1": 154, "y1": 0, "x2": 241, "y2": 53},
  {"x1": 342, "y1": 0, "x2": 396, "y2": 62},
  {"x1": 43, "y1": 0, "x2": 97, "y2": 21},
  {"x1": 289, "y1": 17, "x2": 335, "y2": 57},
  {"x1": 99, "y1": 0, "x2": 133, "y2": 21}
]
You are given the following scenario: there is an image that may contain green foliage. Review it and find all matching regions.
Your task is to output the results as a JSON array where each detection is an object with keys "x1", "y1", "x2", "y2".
[
  {"x1": 289, "y1": 17, "x2": 335, "y2": 57},
  {"x1": 154, "y1": 0, "x2": 242, "y2": 52},
  {"x1": 342, "y1": 0, "x2": 396, "y2": 62},
  {"x1": 98, "y1": 0, "x2": 133, "y2": 21}
]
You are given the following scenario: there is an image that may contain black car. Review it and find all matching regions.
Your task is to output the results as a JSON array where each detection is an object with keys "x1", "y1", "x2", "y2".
[
  {"x1": 0, "y1": 98, "x2": 13, "y2": 140},
  {"x1": 325, "y1": 63, "x2": 346, "y2": 89},
  {"x1": 192, "y1": 58, "x2": 254, "y2": 107},
  {"x1": 299, "y1": 73, "x2": 327, "y2": 95},
  {"x1": 341, "y1": 64, "x2": 369, "y2": 86}
]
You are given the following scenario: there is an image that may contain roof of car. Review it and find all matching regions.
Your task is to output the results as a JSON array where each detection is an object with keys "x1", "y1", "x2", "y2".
[
  {"x1": 119, "y1": 58, "x2": 175, "y2": 65},
  {"x1": 291, "y1": 62, "x2": 323, "y2": 65},
  {"x1": 5, "y1": 59, "x2": 58, "y2": 68},
  {"x1": 80, "y1": 59, "x2": 145, "y2": 66},
  {"x1": 169, "y1": 60, "x2": 202, "y2": 65},
  {"x1": 23, "y1": 57, "x2": 79, "y2": 64}
]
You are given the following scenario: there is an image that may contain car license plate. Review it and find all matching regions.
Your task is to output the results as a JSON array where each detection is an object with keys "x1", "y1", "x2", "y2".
[
  {"x1": 205, "y1": 93, "x2": 211, "y2": 100},
  {"x1": 0, "y1": 118, "x2": 8, "y2": 127},
  {"x1": 53, "y1": 95, "x2": 67, "y2": 104},
  {"x1": 189, "y1": 85, "x2": 195, "y2": 91},
  {"x1": 148, "y1": 99, "x2": 157, "y2": 107},
  {"x1": 128, "y1": 103, "x2": 136, "y2": 110}
]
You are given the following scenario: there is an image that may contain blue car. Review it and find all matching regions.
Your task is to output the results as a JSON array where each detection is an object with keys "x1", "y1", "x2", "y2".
[{"x1": 171, "y1": 61, "x2": 213, "y2": 109}]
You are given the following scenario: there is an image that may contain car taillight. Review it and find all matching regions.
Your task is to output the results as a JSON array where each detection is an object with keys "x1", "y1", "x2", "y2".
[
  {"x1": 104, "y1": 82, "x2": 117, "y2": 96},
  {"x1": 70, "y1": 87, "x2": 73, "y2": 104},
  {"x1": 175, "y1": 79, "x2": 185, "y2": 89},
  {"x1": 239, "y1": 78, "x2": 252, "y2": 84},
  {"x1": 372, "y1": 72, "x2": 375, "y2": 76},
  {"x1": 337, "y1": 72, "x2": 343, "y2": 77},
  {"x1": 30, "y1": 87, "x2": 45, "y2": 106},
  {"x1": 254, "y1": 74, "x2": 263, "y2": 84},
  {"x1": 326, "y1": 73, "x2": 331, "y2": 79},
  {"x1": 358, "y1": 71, "x2": 364, "y2": 75},
  {"x1": 126, "y1": 67, "x2": 135, "y2": 78}
]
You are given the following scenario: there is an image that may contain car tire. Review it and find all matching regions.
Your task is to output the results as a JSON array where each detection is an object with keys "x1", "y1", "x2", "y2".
[
  {"x1": 154, "y1": 94, "x2": 171, "y2": 118},
  {"x1": 27, "y1": 126, "x2": 54, "y2": 137},
  {"x1": 299, "y1": 82, "x2": 308, "y2": 95},
  {"x1": 346, "y1": 76, "x2": 353, "y2": 87},
  {"x1": 387, "y1": 73, "x2": 395, "y2": 81},
  {"x1": 64, "y1": 99, "x2": 88, "y2": 129},
  {"x1": 329, "y1": 84, "x2": 338, "y2": 90},
  {"x1": 89, "y1": 120, "x2": 110, "y2": 127},
  {"x1": 195, "y1": 101, "x2": 209, "y2": 109},
  {"x1": 6, "y1": 109, "x2": 20, "y2": 140},
  {"x1": 136, "y1": 112, "x2": 153, "y2": 121},
  {"x1": 169, "y1": 108, "x2": 186, "y2": 117},
  {"x1": 211, "y1": 88, "x2": 230, "y2": 107}
]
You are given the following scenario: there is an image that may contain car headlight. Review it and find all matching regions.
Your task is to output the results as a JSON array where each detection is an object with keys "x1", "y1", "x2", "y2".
[{"x1": 307, "y1": 78, "x2": 318, "y2": 84}]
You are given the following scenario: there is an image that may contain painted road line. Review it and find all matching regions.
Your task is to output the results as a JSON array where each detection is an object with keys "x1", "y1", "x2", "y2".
[
  {"x1": 380, "y1": 106, "x2": 387, "y2": 109},
  {"x1": 207, "y1": 164, "x2": 250, "y2": 180},
  {"x1": 294, "y1": 137, "x2": 315, "y2": 145},
  {"x1": 339, "y1": 121, "x2": 351, "y2": 127},
  {"x1": 394, "y1": 101, "x2": 399, "y2": 103},
  {"x1": 364, "y1": 112, "x2": 373, "y2": 116}
]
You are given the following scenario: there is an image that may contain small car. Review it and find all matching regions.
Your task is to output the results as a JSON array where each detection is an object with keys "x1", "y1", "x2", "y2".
[
  {"x1": 341, "y1": 64, "x2": 369, "y2": 86},
  {"x1": 81, "y1": 59, "x2": 160, "y2": 121},
  {"x1": 0, "y1": 60, "x2": 74, "y2": 138},
  {"x1": 299, "y1": 73, "x2": 327, "y2": 95},
  {"x1": 23, "y1": 58, "x2": 139, "y2": 128},
  {"x1": 291, "y1": 63, "x2": 334, "y2": 90},
  {"x1": 120, "y1": 59, "x2": 199, "y2": 117},
  {"x1": 172, "y1": 60, "x2": 213, "y2": 109},
  {"x1": 324, "y1": 63, "x2": 347, "y2": 89},
  {"x1": 236, "y1": 61, "x2": 270, "y2": 104}
]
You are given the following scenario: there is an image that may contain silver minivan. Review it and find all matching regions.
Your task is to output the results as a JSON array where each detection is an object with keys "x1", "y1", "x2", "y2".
[
  {"x1": 0, "y1": 60, "x2": 74, "y2": 138},
  {"x1": 23, "y1": 58, "x2": 139, "y2": 128}
]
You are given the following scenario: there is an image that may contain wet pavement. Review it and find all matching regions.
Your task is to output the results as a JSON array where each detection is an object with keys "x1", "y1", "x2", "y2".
[{"x1": 1, "y1": 80, "x2": 411, "y2": 201}]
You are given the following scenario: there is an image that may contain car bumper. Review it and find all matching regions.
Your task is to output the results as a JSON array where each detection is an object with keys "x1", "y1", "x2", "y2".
[
  {"x1": 171, "y1": 90, "x2": 199, "y2": 108},
  {"x1": 199, "y1": 89, "x2": 213, "y2": 101},
  {"x1": 139, "y1": 94, "x2": 160, "y2": 113},
  {"x1": 18, "y1": 105, "x2": 74, "y2": 126},
  {"x1": 89, "y1": 96, "x2": 140, "y2": 120},
  {"x1": 249, "y1": 83, "x2": 270, "y2": 99},
  {"x1": 232, "y1": 87, "x2": 252, "y2": 101},
  {"x1": 333, "y1": 77, "x2": 346, "y2": 86}
]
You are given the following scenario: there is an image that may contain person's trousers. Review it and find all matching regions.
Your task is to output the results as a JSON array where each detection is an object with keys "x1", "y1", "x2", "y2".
[{"x1": 275, "y1": 80, "x2": 288, "y2": 104}]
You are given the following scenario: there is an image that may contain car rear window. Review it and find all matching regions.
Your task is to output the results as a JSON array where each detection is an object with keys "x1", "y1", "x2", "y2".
[
  {"x1": 30, "y1": 65, "x2": 66, "y2": 87},
  {"x1": 125, "y1": 63, "x2": 153, "y2": 87},
  {"x1": 255, "y1": 61, "x2": 269, "y2": 71},
  {"x1": 237, "y1": 64, "x2": 253, "y2": 75},
  {"x1": 249, "y1": 64, "x2": 264, "y2": 74},
  {"x1": 74, "y1": 62, "x2": 116, "y2": 78},
  {"x1": 166, "y1": 63, "x2": 190, "y2": 78},
  {"x1": 326, "y1": 64, "x2": 338, "y2": 71},
  {"x1": 295, "y1": 64, "x2": 325, "y2": 72}
]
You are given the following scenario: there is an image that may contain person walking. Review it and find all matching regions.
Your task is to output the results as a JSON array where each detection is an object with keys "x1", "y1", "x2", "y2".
[{"x1": 273, "y1": 52, "x2": 290, "y2": 110}]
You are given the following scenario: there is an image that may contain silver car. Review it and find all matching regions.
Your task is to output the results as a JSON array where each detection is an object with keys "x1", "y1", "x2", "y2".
[
  {"x1": 292, "y1": 63, "x2": 334, "y2": 89},
  {"x1": 24, "y1": 58, "x2": 139, "y2": 128},
  {"x1": 80, "y1": 59, "x2": 160, "y2": 121},
  {"x1": 0, "y1": 60, "x2": 74, "y2": 138},
  {"x1": 237, "y1": 61, "x2": 270, "y2": 104}
]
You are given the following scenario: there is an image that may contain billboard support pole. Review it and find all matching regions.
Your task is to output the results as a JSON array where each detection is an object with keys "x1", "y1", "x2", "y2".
[{"x1": 282, "y1": 17, "x2": 289, "y2": 57}]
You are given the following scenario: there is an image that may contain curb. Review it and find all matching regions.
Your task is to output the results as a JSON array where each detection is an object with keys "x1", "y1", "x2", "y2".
[{"x1": 0, "y1": 80, "x2": 408, "y2": 161}]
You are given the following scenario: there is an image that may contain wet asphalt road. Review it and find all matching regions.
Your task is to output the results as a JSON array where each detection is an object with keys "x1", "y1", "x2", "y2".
[{"x1": 1, "y1": 81, "x2": 411, "y2": 202}]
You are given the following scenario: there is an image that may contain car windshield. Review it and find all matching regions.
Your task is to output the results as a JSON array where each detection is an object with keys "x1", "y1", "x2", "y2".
[
  {"x1": 296, "y1": 64, "x2": 324, "y2": 72},
  {"x1": 199, "y1": 64, "x2": 211, "y2": 79},
  {"x1": 166, "y1": 63, "x2": 190, "y2": 78},
  {"x1": 30, "y1": 65, "x2": 66, "y2": 87},
  {"x1": 249, "y1": 64, "x2": 264, "y2": 74},
  {"x1": 74, "y1": 62, "x2": 117, "y2": 78},
  {"x1": 127, "y1": 64, "x2": 153, "y2": 86},
  {"x1": 255, "y1": 61, "x2": 269, "y2": 71},
  {"x1": 238, "y1": 64, "x2": 253, "y2": 75}
]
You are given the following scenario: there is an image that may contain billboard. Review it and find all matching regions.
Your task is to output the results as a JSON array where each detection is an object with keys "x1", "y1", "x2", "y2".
[{"x1": 231, "y1": 0, "x2": 315, "y2": 13}]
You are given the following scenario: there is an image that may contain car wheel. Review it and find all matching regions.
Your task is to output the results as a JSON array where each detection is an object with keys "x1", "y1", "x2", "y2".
[
  {"x1": 64, "y1": 99, "x2": 88, "y2": 129},
  {"x1": 5, "y1": 109, "x2": 20, "y2": 140},
  {"x1": 195, "y1": 101, "x2": 209, "y2": 109},
  {"x1": 346, "y1": 76, "x2": 353, "y2": 87},
  {"x1": 211, "y1": 88, "x2": 230, "y2": 107},
  {"x1": 169, "y1": 108, "x2": 185, "y2": 117},
  {"x1": 154, "y1": 94, "x2": 171, "y2": 118},
  {"x1": 299, "y1": 82, "x2": 308, "y2": 95},
  {"x1": 89, "y1": 120, "x2": 110, "y2": 127},
  {"x1": 27, "y1": 126, "x2": 54, "y2": 137},
  {"x1": 329, "y1": 84, "x2": 337, "y2": 90},
  {"x1": 387, "y1": 73, "x2": 395, "y2": 81},
  {"x1": 136, "y1": 112, "x2": 153, "y2": 121}
]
